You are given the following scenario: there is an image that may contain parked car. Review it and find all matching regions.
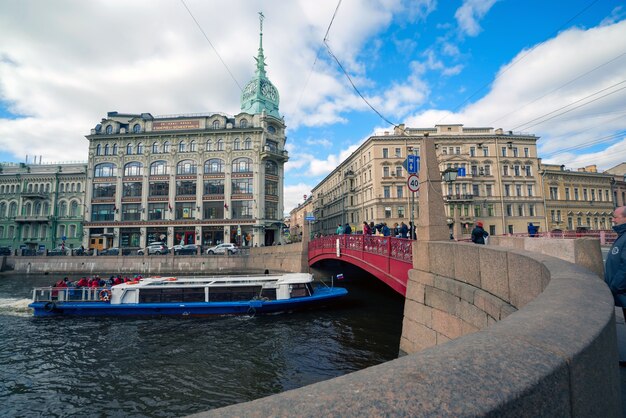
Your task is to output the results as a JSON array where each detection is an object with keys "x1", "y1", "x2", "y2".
[
  {"x1": 137, "y1": 242, "x2": 168, "y2": 255},
  {"x1": 47, "y1": 247, "x2": 68, "y2": 256},
  {"x1": 205, "y1": 243, "x2": 238, "y2": 255},
  {"x1": 169, "y1": 244, "x2": 184, "y2": 254},
  {"x1": 176, "y1": 244, "x2": 200, "y2": 255},
  {"x1": 99, "y1": 247, "x2": 120, "y2": 256},
  {"x1": 73, "y1": 247, "x2": 93, "y2": 256},
  {"x1": 0, "y1": 247, "x2": 11, "y2": 256}
]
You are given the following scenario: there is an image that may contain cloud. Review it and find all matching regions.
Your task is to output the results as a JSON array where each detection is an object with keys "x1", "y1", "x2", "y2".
[
  {"x1": 284, "y1": 182, "x2": 315, "y2": 214},
  {"x1": 454, "y1": 0, "x2": 499, "y2": 37}
]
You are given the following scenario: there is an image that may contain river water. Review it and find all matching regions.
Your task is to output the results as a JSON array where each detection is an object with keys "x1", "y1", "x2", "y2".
[{"x1": 0, "y1": 271, "x2": 404, "y2": 417}]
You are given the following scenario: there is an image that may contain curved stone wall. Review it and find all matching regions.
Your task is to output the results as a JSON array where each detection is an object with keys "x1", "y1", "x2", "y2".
[{"x1": 191, "y1": 241, "x2": 621, "y2": 417}]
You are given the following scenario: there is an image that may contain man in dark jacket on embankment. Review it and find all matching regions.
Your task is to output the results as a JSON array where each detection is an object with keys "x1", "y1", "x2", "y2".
[{"x1": 605, "y1": 206, "x2": 626, "y2": 323}]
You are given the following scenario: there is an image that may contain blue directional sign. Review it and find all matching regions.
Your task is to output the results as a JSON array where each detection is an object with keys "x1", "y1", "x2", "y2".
[{"x1": 407, "y1": 155, "x2": 420, "y2": 174}]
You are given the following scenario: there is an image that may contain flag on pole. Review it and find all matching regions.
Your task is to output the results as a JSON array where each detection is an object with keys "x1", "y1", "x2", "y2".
[{"x1": 336, "y1": 273, "x2": 344, "y2": 280}]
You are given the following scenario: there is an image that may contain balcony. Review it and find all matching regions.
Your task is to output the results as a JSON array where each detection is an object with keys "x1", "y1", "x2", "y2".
[
  {"x1": 444, "y1": 194, "x2": 474, "y2": 202},
  {"x1": 14, "y1": 215, "x2": 51, "y2": 223},
  {"x1": 261, "y1": 146, "x2": 289, "y2": 162},
  {"x1": 21, "y1": 192, "x2": 49, "y2": 199}
]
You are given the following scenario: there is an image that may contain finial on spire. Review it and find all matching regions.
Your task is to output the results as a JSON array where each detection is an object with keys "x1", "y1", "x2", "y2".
[{"x1": 259, "y1": 11, "x2": 264, "y2": 34}]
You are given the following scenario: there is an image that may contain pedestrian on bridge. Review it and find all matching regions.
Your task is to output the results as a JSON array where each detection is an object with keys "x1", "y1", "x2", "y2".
[
  {"x1": 471, "y1": 221, "x2": 489, "y2": 245},
  {"x1": 336, "y1": 224, "x2": 344, "y2": 235},
  {"x1": 605, "y1": 205, "x2": 626, "y2": 324}
]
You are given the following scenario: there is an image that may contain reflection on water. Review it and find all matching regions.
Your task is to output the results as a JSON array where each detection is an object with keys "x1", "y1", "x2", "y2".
[{"x1": 0, "y1": 272, "x2": 404, "y2": 417}]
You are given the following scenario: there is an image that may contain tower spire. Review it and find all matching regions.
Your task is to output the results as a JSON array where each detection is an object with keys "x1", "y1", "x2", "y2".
[{"x1": 255, "y1": 11, "x2": 266, "y2": 77}]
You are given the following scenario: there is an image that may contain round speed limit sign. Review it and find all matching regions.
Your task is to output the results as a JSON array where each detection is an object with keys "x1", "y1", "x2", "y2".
[{"x1": 407, "y1": 174, "x2": 420, "y2": 192}]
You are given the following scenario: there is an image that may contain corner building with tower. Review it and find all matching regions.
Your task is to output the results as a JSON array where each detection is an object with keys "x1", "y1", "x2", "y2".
[{"x1": 83, "y1": 25, "x2": 287, "y2": 251}]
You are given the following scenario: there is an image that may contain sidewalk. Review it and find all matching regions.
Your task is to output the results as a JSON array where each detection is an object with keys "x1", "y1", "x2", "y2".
[{"x1": 615, "y1": 308, "x2": 626, "y2": 416}]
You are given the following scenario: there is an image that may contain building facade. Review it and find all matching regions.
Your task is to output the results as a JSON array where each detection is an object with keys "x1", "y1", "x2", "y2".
[
  {"x1": 83, "y1": 23, "x2": 287, "y2": 251},
  {"x1": 606, "y1": 163, "x2": 626, "y2": 207},
  {"x1": 289, "y1": 195, "x2": 313, "y2": 242},
  {"x1": 0, "y1": 162, "x2": 87, "y2": 252},
  {"x1": 539, "y1": 164, "x2": 614, "y2": 231},
  {"x1": 310, "y1": 124, "x2": 546, "y2": 238}
]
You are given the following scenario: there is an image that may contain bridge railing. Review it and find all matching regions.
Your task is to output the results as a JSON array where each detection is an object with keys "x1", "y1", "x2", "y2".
[
  {"x1": 309, "y1": 234, "x2": 413, "y2": 264},
  {"x1": 507, "y1": 229, "x2": 617, "y2": 245}
]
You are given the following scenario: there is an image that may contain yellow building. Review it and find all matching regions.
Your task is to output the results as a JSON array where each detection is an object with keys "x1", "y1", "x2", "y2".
[{"x1": 539, "y1": 164, "x2": 614, "y2": 231}]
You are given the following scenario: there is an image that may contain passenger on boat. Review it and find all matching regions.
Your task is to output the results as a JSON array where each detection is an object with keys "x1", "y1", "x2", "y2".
[{"x1": 76, "y1": 277, "x2": 89, "y2": 288}]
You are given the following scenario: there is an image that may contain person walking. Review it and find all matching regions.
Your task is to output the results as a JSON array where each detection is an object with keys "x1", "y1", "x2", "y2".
[
  {"x1": 362, "y1": 221, "x2": 371, "y2": 235},
  {"x1": 527, "y1": 222, "x2": 539, "y2": 237},
  {"x1": 336, "y1": 224, "x2": 344, "y2": 235},
  {"x1": 344, "y1": 223, "x2": 352, "y2": 235},
  {"x1": 400, "y1": 222, "x2": 408, "y2": 239},
  {"x1": 605, "y1": 206, "x2": 626, "y2": 333},
  {"x1": 471, "y1": 221, "x2": 489, "y2": 245}
]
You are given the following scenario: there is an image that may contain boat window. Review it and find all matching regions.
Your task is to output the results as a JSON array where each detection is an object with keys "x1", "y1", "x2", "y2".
[
  {"x1": 290, "y1": 284, "x2": 310, "y2": 298},
  {"x1": 139, "y1": 287, "x2": 205, "y2": 303},
  {"x1": 208, "y1": 286, "x2": 262, "y2": 302},
  {"x1": 260, "y1": 288, "x2": 277, "y2": 300}
]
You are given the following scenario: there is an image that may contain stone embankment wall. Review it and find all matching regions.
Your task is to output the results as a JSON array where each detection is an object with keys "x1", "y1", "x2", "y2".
[
  {"x1": 191, "y1": 239, "x2": 621, "y2": 417},
  {"x1": 2, "y1": 242, "x2": 307, "y2": 276}
]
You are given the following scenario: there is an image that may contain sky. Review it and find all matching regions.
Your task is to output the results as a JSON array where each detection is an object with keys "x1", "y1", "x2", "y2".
[{"x1": 1, "y1": 0, "x2": 626, "y2": 214}]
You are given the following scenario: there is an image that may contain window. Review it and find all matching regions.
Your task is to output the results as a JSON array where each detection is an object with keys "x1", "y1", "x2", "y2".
[
  {"x1": 488, "y1": 204, "x2": 494, "y2": 217},
  {"x1": 524, "y1": 148, "x2": 529, "y2": 157},
  {"x1": 513, "y1": 165, "x2": 520, "y2": 176},
  {"x1": 204, "y1": 180, "x2": 224, "y2": 195},
  {"x1": 474, "y1": 205, "x2": 481, "y2": 217},
  {"x1": 529, "y1": 204, "x2": 535, "y2": 216},
  {"x1": 106, "y1": 125, "x2": 113, "y2": 134},
  {"x1": 232, "y1": 178, "x2": 253, "y2": 194},
  {"x1": 124, "y1": 162, "x2": 143, "y2": 177},
  {"x1": 234, "y1": 138, "x2": 241, "y2": 150},
  {"x1": 122, "y1": 203, "x2": 141, "y2": 221},
  {"x1": 58, "y1": 201, "x2": 67, "y2": 217},
  {"x1": 232, "y1": 200, "x2": 253, "y2": 219},
  {"x1": 574, "y1": 188, "x2": 579, "y2": 200},
  {"x1": 150, "y1": 161, "x2": 169, "y2": 176},
  {"x1": 133, "y1": 124, "x2": 141, "y2": 133},
  {"x1": 176, "y1": 181, "x2": 196, "y2": 196},
  {"x1": 240, "y1": 119, "x2": 248, "y2": 128},
  {"x1": 265, "y1": 160, "x2": 278, "y2": 175},
  {"x1": 484, "y1": 165, "x2": 491, "y2": 176},
  {"x1": 501, "y1": 147, "x2": 507, "y2": 157},
  {"x1": 385, "y1": 207, "x2": 392, "y2": 218},
  {"x1": 265, "y1": 201, "x2": 278, "y2": 220},
  {"x1": 94, "y1": 163, "x2": 116, "y2": 178},
  {"x1": 204, "y1": 158, "x2": 224, "y2": 174},
  {"x1": 483, "y1": 147, "x2": 489, "y2": 157},
  {"x1": 549, "y1": 187, "x2": 558, "y2": 200},
  {"x1": 212, "y1": 120, "x2": 220, "y2": 129},
  {"x1": 513, "y1": 148, "x2": 518, "y2": 157},
  {"x1": 176, "y1": 202, "x2": 196, "y2": 219},
  {"x1": 265, "y1": 179, "x2": 278, "y2": 196},
  {"x1": 396, "y1": 166, "x2": 402, "y2": 177},
  {"x1": 383, "y1": 186, "x2": 390, "y2": 198},
  {"x1": 503, "y1": 165, "x2": 509, "y2": 176},
  {"x1": 148, "y1": 203, "x2": 167, "y2": 220},
  {"x1": 396, "y1": 186, "x2": 403, "y2": 199},
  {"x1": 506, "y1": 204, "x2": 512, "y2": 216},
  {"x1": 591, "y1": 189, "x2": 596, "y2": 201},
  {"x1": 504, "y1": 184, "x2": 511, "y2": 197},
  {"x1": 265, "y1": 140, "x2": 278, "y2": 152},
  {"x1": 163, "y1": 141, "x2": 170, "y2": 153},
  {"x1": 216, "y1": 139, "x2": 224, "y2": 151},
  {"x1": 395, "y1": 148, "x2": 401, "y2": 157},
  {"x1": 244, "y1": 138, "x2": 252, "y2": 150},
  {"x1": 472, "y1": 184, "x2": 479, "y2": 196},
  {"x1": 122, "y1": 182, "x2": 142, "y2": 197},
  {"x1": 515, "y1": 185, "x2": 522, "y2": 196},
  {"x1": 92, "y1": 183, "x2": 116, "y2": 198},
  {"x1": 96, "y1": 144, "x2": 102, "y2": 156},
  {"x1": 136, "y1": 143, "x2": 143, "y2": 154},
  {"x1": 70, "y1": 201, "x2": 78, "y2": 217},
  {"x1": 398, "y1": 206, "x2": 405, "y2": 218},
  {"x1": 565, "y1": 188, "x2": 570, "y2": 200},
  {"x1": 517, "y1": 204, "x2": 524, "y2": 216},
  {"x1": 203, "y1": 201, "x2": 224, "y2": 219},
  {"x1": 382, "y1": 148, "x2": 389, "y2": 158},
  {"x1": 383, "y1": 166, "x2": 390, "y2": 177},
  {"x1": 527, "y1": 185, "x2": 533, "y2": 197},
  {"x1": 149, "y1": 182, "x2": 169, "y2": 196},
  {"x1": 470, "y1": 147, "x2": 476, "y2": 157},
  {"x1": 176, "y1": 159, "x2": 197, "y2": 175},
  {"x1": 525, "y1": 165, "x2": 532, "y2": 176},
  {"x1": 232, "y1": 157, "x2": 252, "y2": 173},
  {"x1": 455, "y1": 147, "x2": 461, "y2": 155},
  {"x1": 152, "y1": 142, "x2": 159, "y2": 153},
  {"x1": 178, "y1": 141, "x2": 186, "y2": 152},
  {"x1": 267, "y1": 125, "x2": 276, "y2": 134},
  {"x1": 583, "y1": 189, "x2": 588, "y2": 200},
  {"x1": 126, "y1": 143, "x2": 133, "y2": 155},
  {"x1": 91, "y1": 204, "x2": 115, "y2": 221}
]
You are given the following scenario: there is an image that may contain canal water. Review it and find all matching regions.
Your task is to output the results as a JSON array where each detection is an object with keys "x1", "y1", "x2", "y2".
[{"x1": 0, "y1": 271, "x2": 404, "y2": 417}]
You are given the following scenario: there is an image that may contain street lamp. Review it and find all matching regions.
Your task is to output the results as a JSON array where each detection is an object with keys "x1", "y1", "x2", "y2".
[{"x1": 442, "y1": 167, "x2": 458, "y2": 183}]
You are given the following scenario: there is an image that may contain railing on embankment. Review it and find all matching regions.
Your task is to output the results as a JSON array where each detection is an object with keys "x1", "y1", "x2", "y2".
[{"x1": 192, "y1": 238, "x2": 621, "y2": 417}]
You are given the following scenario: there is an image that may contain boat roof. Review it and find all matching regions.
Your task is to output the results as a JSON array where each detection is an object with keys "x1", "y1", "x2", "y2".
[{"x1": 113, "y1": 272, "x2": 313, "y2": 289}]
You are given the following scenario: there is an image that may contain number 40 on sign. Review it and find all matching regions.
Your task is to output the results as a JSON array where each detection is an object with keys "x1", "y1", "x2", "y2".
[{"x1": 407, "y1": 174, "x2": 420, "y2": 193}]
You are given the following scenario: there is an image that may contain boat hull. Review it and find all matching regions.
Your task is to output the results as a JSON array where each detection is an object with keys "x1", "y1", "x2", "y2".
[{"x1": 29, "y1": 287, "x2": 347, "y2": 317}]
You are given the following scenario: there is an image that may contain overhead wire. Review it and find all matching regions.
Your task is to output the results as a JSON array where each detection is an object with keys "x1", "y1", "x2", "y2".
[
  {"x1": 437, "y1": 0, "x2": 601, "y2": 123},
  {"x1": 179, "y1": 0, "x2": 243, "y2": 91}
]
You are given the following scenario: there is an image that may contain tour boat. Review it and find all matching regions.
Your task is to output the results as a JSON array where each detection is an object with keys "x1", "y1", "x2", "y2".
[{"x1": 28, "y1": 273, "x2": 347, "y2": 317}]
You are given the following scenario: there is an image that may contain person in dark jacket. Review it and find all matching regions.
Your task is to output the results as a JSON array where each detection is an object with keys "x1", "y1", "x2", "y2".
[
  {"x1": 527, "y1": 222, "x2": 539, "y2": 237},
  {"x1": 400, "y1": 222, "x2": 408, "y2": 238},
  {"x1": 344, "y1": 223, "x2": 352, "y2": 235},
  {"x1": 605, "y1": 206, "x2": 626, "y2": 322},
  {"x1": 471, "y1": 221, "x2": 489, "y2": 244}
]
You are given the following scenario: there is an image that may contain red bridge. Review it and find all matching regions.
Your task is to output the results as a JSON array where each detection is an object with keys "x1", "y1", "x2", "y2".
[{"x1": 308, "y1": 235, "x2": 413, "y2": 296}]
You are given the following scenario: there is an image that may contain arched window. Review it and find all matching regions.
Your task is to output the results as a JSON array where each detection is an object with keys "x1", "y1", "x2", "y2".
[
  {"x1": 60, "y1": 183, "x2": 65, "y2": 193},
  {"x1": 189, "y1": 140, "x2": 196, "y2": 152},
  {"x1": 70, "y1": 201, "x2": 79, "y2": 217},
  {"x1": 244, "y1": 138, "x2": 252, "y2": 150},
  {"x1": 124, "y1": 162, "x2": 143, "y2": 177},
  {"x1": 0, "y1": 202, "x2": 6, "y2": 217},
  {"x1": 163, "y1": 141, "x2": 170, "y2": 153},
  {"x1": 104, "y1": 144, "x2": 110, "y2": 155},
  {"x1": 232, "y1": 157, "x2": 252, "y2": 173},
  {"x1": 27, "y1": 184, "x2": 33, "y2": 192},
  {"x1": 150, "y1": 160, "x2": 169, "y2": 176},
  {"x1": 152, "y1": 142, "x2": 159, "y2": 153},
  {"x1": 206, "y1": 140, "x2": 213, "y2": 151},
  {"x1": 96, "y1": 144, "x2": 102, "y2": 156},
  {"x1": 106, "y1": 125, "x2": 113, "y2": 134},
  {"x1": 94, "y1": 162, "x2": 116, "y2": 177},
  {"x1": 178, "y1": 141, "x2": 186, "y2": 152},
  {"x1": 23, "y1": 225, "x2": 30, "y2": 239},
  {"x1": 177, "y1": 159, "x2": 197, "y2": 175},
  {"x1": 24, "y1": 202, "x2": 32, "y2": 216},
  {"x1": 234, "y1": 138, "x2": 241, "y2": 150},
  {"x1": 45, "y1": 183, "x2": 50, "y2": 192},
  {"x1": 9, "y1": 202, "x2": 17, "y2": 216},
  {"x1": 217, "y1": 139, "x2": 224, "y2": 151},
  {"x1": 265, "y1": 160, "x2": 278, "y2": 175},
  {"x1": 71, "y1": 183, "x2": 76, "y2": 192},
  {"x1": 136, "y1": 142, "x2": 144, "y2": 154},
  {"x1": 69, "y1": 224, "x2": 77, "y2": 238},
  {"x1": 34, "y1": 201, "x2": 42, "y2": 215},
  {"x1": 212, "y1": 120, "x2": 220, "y2": 129},
  {"x1": 126, "y1": 143, "x2": 133, "y2": 155},
  {"x1": 133, "y1": 123, "x2": 141, "y2": 133},
  {"x1": 43, "y1": 202, "x2": 49, "y2": 215},
  {"x1": 112, "y1": 144, "x2": 118, "y2": 155},
  {"x1": 58, "y1": 201, "x2": 68, "y2": 217},
  {"x1": 204, "y1": 158, "x2": 224, "y2": 174},
  {"x1": 76, "y1": 183, "x2": 81, "y2": 193},
  {"x1": 240, "y1": 119, "x2": 248, "y2": 128}
]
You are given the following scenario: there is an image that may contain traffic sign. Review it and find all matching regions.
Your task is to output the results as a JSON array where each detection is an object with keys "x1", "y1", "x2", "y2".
[
  {"x1": 305, "y1": 216, "x2": 315, "y2": 221},
  {"x1": 407, "y1": 155, "x2": 420, "y2": 174},
  {"x1": 407, "y1": 174, "x2": 420, "y2": 192}
]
